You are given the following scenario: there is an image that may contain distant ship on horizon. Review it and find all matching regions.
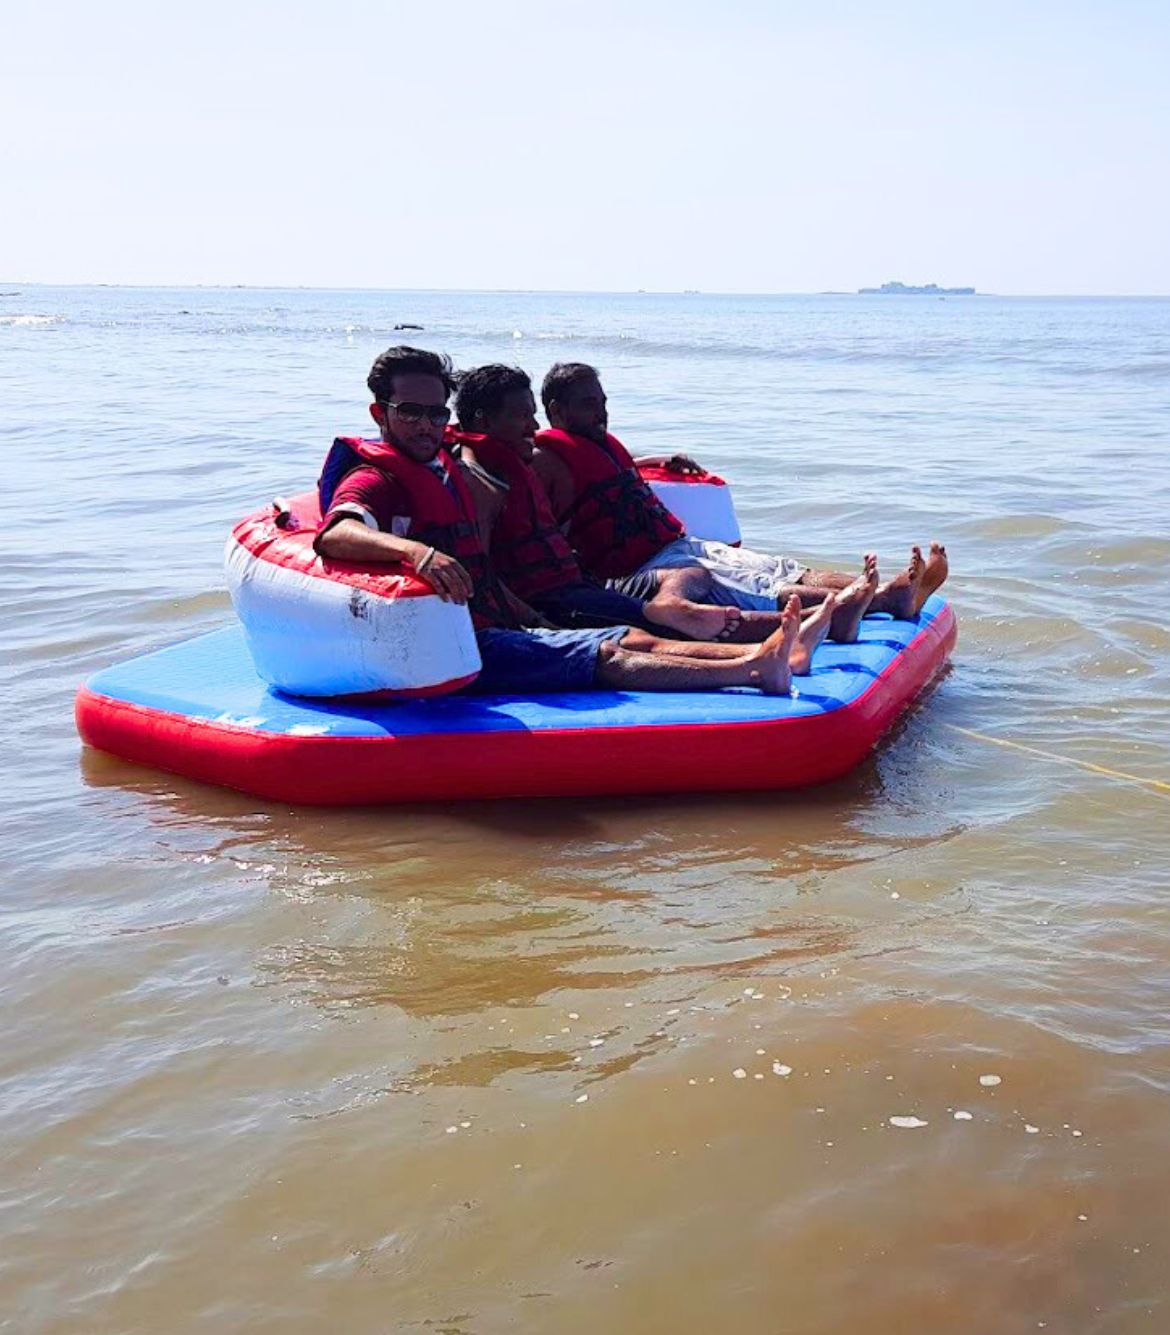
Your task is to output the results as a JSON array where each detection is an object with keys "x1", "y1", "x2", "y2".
[{"x1": 859, "y1": 281, "x2": 977, "y2": 295}]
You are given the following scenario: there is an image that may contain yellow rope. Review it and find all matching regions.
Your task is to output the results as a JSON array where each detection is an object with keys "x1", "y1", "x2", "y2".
[{"x1": 946, "y1": 724, "x2": 1170, "y2": 798}]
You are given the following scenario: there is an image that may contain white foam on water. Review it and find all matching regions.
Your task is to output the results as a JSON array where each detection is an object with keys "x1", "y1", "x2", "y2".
[{"x1": 0, "y1": 314, "x2": 62, "y2": 326}]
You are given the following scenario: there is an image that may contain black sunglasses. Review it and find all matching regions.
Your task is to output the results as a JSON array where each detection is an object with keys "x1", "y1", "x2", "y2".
[{"x1": 381, "y1": 400, "x2": 451, "y2": 427}]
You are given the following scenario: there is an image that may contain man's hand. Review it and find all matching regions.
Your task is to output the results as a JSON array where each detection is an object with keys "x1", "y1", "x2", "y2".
[
  {"x1": 416, "y1": 547, "x2": 474, "y2": 604},
  {"x1": 635, "y1": 453, "x2": 704, "y2": 475},
  {"x1": 316, "y1": 521, "x2": 475, "y2": 604}
]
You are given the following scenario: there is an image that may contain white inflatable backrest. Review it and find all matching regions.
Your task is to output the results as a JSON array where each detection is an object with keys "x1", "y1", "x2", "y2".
[
  {"x1": 225, "y1": 494, "x2": 481, "y2": 699},
  {"x1": 643, "y1": 470, "x2": 742, "y2": 546}
]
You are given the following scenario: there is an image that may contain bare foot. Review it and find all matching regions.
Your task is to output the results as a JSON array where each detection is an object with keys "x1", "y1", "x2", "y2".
[
  {"x1": 647, "y1": 595, "x2": 739, "y2": 641},
  {"x1": 874, "y1": 545, "x2": 925, "y2": 620},
  {"x1": 790, "y1": 593, "x2": 836, "y2": 675},
  {"x1": 829, "y1": 552, "x2": 879, "y2": 642},
  {"x1": 751, "y1": 594, "x2": 800, "y2": 694},
  {"x1": 912, "y1": 541, "x2": 949, "y2": 614}
]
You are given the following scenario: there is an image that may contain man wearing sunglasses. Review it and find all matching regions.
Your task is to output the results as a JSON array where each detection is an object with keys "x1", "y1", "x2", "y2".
[{"x1": 313, "y1": 346, "x2": 803, "y2": 695}]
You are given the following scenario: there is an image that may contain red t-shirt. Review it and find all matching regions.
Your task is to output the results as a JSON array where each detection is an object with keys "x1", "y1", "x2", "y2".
[{"x1": 323, "y1": 463, "x2": 451, "y2": 537}]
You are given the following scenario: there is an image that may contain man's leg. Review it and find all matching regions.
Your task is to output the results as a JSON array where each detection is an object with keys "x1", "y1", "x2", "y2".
[
  {"x1": 470, "y1": 601, "x2": 798, "y2": 695},
  {"x1": 600, "y1": 567, "x2": 736, "y2": 641},
  {"x1": 647, "y1": 555, "x2": 879, "y2": 648},
  {"x1": 470, "y1": 626, "x2": 627, "y2": 695},
  {"x1": 618, "y1": 592, "x2": 838, "y2": 676},
  {"x1": 596, "y1": 598, "x2": 801, "y2": 695},
  {"x1": 531, "y1": 581, "x2": 662, "y2": 634},
  {"x1": 642, "y1": 536, "x2": 947, "y2": 624},
  {"x1": 638, "y1": 568, "x2": 738, "y2": 640},
  {"x1": 782, "y1": 542, "x2": 949, "y2": 618}
]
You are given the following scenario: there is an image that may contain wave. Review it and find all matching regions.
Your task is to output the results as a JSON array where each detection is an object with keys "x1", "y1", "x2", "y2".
[
  {"x1": 14, "y1": 304, "x2": 1168, "y2": 382},
  {"x1": 1108, "y1": 360, "x2": 1170, "y2": 380},
  {"x1": 442, "y1": 329, "x2": 1170, "y2": 380},
  {"x1": 0, "y1": 314, "x2": 64, "y2": 327},
  {"x1": 437, "y1": 326, "x2": 1010, "y2": 368}
]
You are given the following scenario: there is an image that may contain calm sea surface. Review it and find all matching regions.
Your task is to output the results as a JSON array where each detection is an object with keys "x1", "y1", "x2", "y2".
[{"x1": 3, "y1": 287, "x2": 1169, "y2": 1334}]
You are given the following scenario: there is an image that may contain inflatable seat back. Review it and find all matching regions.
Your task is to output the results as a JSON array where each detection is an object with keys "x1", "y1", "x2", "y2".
[
  {"x1": 639, "y1": 467, "x2": 742, "y2": 546},
  {"x1": 225, "y1": 493, "x2": 481, "y2": 698}
]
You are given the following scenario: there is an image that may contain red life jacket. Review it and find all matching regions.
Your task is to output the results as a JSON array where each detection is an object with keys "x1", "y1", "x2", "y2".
[
  {"x1": 318, "y1": 436, "x2": 516, "y2": 631},
  {"x1": 534, "y1": 428, "x2": 684, "y2": 580},
  {"x1": 446, "y1": 428, "x2": 582, "y2": 600}
]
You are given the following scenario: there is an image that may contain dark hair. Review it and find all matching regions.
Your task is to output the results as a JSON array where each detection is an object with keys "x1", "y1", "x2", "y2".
[
  {"x1": 454, "y1": 364, "x2": 532, "y2": 428},
  {"x1": 367, "y1": 345, "x2": 456, "y2": 401},
  {"x1": 540, "y1": 361, "x2": 601, "y2": 413}
]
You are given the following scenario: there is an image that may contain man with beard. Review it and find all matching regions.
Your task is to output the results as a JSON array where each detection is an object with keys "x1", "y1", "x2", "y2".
[{"x1": 532, "y1": 362, "x2": 949, "y2": 631}]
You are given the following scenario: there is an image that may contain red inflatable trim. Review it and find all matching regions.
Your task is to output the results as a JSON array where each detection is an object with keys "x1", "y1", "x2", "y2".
[
  {"x1": 335, "y1": 670, "x2": 481, "y2": 703},
  {"x1": 637, "y1": 466, "x2": 728, "y2": 487},
  {"x1": 76, "y1": 606, "x2": 955, "y2": 807},
  {"x1": 231, "y1": 493, "x2": 436, "y2": 600}
]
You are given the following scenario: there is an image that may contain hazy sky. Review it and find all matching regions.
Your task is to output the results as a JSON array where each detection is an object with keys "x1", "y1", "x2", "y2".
[{"x1": 3, "y1": 0, "x2": 1168, "y2": 293}]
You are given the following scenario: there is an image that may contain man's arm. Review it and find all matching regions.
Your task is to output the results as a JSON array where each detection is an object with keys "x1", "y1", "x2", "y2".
[
  {"x1": 531, "y1": 447, "x2": 576, "y2": 520},
  {"x1": 456, "y1": 453, "x2": 507, "y2": 548},
  {"x1": 316, "y1": 519, "x2": 474, "y2": 604}
]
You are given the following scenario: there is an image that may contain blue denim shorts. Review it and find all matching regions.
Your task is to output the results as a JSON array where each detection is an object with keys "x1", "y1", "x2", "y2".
[{"x1": 470, "y1": 626, "x2": 628, "y2": 694}]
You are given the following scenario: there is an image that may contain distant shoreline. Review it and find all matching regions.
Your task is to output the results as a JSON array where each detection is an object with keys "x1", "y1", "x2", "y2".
[
  {"x1": 858, "y1": 281, "x2": 976, "y2": 296},
  {"x1": 3, "y1": 281, "x2": 1169, "y2": 299}
]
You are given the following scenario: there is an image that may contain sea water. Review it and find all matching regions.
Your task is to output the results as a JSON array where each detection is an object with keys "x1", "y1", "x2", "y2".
[{"x1": 2, "y1": 286, "x2": 1169, "y2": 1334}]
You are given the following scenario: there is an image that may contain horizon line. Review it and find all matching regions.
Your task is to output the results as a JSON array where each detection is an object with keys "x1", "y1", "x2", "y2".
[{"x1": 3, "y1": 280, "x2": 1170, "y2": 300}]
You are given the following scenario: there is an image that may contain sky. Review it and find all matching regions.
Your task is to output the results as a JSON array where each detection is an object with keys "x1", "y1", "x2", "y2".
[{"x1": 2, "y1": 0, "x2": 1169, "y2": 294}]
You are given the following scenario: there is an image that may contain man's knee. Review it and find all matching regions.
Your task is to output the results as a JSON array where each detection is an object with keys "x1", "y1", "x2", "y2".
[
  {"x1": 594, "y1": 638, "x2": 623, "y2": 684},
  {"x1": 597, "y1": 633, "x2": 627, "y2": 664},
  {"x1": 659, "y1": 567, "x2": 711, "y2": 600}
]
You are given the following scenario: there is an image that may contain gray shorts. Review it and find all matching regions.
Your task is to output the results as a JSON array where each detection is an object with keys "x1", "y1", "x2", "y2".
[{"x1": 636, "y1": 537, "x2": 807, "y2": 611}]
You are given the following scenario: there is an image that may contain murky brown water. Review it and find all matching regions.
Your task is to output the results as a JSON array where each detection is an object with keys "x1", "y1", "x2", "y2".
[{"x1": 4, "y1": 289, "x2": 1169, "y2": 1333}]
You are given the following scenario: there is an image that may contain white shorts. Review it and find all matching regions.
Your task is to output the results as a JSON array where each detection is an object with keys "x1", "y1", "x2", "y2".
[{"x1": 636, "y1": 537, "x2": 808, "y2": 611}]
